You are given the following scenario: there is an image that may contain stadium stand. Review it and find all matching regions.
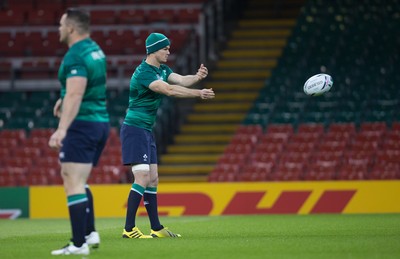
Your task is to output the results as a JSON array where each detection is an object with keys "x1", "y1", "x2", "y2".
[
  {"x1": 209, "y1": 0, "x2": 399, "y2": 182},
  {"x1": 1, "y1": 0, "x2": 399, "y2": 186},
  {"x1": 0, "y1": 0, "x2": 216, "y2": 185}
]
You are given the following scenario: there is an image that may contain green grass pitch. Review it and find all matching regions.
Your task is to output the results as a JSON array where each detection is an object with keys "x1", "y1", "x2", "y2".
[{"x1": 0, "y1": 214, "x2": 399, "y2": 259}]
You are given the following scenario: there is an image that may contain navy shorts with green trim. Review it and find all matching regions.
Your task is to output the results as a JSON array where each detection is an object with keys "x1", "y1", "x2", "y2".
[
  {"x1": 120, "y1": 123, "x2": 157, "y2": 166},
  {"x1": 59, "y1": 120, "x2": 110, "y2": 166}
]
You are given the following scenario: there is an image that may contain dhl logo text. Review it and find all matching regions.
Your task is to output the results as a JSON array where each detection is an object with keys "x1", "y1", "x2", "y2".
[{"x1": 133, "y1": 190, "x2": 357, "y2": 216}]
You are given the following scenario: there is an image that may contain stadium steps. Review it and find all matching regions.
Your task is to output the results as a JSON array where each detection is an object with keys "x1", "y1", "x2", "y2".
[
  {"x1": 180, "y1": 124, "x2": 237, "y2": 133},
  {"x1": 243, "y1": 0, "x2": 305, "y2": 19},
  {"x1": 158, "y1": 0, "x2": 303, "y2": 182},
  {"x1": 167, "y1": 144, "x2": 226, "y2": 153}
]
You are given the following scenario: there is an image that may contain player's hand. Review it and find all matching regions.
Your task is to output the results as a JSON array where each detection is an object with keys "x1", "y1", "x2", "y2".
[
  {"x1": 48, "y1": 128, "x2": 67, "y2": 149},
  {"x1": 199, "y1": 88, "x2": 215, "y2": 100},
  {"x1": 53, "y1": 98, "x2": 62, "y2": 118},
  {"x1": 196, "y1": 64, "x2": 208, "y2": 81}
]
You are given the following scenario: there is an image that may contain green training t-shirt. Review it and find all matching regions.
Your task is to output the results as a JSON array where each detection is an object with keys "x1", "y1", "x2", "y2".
[
  {"x1": 58, "y1": 38, "x2": 109, "y2": 122},
  {"x1": 123, "y1": 60, "x2": 173, "y2": 130}
]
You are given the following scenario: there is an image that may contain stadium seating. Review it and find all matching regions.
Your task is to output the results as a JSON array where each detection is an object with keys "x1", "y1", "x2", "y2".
[
  {"x1": 209, "y1": 0, "x2": 399, "y2": 182},
  {"x1": 1, "y1": 0, "x2": 204, "y2": 81},
  {"x1": 1, "y1": 0, "x2": 399, "y2": 185},
  {"x1": 210, "y1": 121, "x2": 399, "y2": 182}
]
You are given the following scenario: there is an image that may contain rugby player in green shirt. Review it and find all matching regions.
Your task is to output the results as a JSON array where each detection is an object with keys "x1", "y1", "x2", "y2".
[
  {"x1": 121, "y1": 32, "x2": 215, "y2": 238},
  {"x1": 49, "y1": 8, "x2": 109, "y2": 255}
]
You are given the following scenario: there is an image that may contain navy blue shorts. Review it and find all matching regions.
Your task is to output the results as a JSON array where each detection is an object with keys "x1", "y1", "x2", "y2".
[
  {"x1": 60, "y1": 120, "x2": 110, "y2": 166},
  {"x1": 120, "y1": 123, "x2": 157, "y2": 165}
]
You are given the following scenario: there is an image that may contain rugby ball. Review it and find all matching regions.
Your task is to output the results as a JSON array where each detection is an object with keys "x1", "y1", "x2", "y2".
[{"x1": 303, "y1": 73, "x2": 333, "y2": 96}]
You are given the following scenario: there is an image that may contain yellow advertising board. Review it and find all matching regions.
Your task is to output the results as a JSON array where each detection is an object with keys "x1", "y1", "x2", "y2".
[{"x1": 30, "y1": 181, "x2": 400, "y2": 219}]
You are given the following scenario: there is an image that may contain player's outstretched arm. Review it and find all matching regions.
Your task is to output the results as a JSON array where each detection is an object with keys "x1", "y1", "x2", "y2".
[
  {"x1": 149, "y1": 80, "x2": 214, "y2": 99},
  {"x1": 168, "y1": 64, "x2": 208, "y2": 88}
]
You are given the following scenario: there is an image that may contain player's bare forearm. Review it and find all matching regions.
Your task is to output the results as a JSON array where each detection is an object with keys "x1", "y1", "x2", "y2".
[
  {"x1": 176, "y1": 75, "x2": 201, "y2": 88},
  {"x1": 57, "y1": 93, "x2": 82, "y2": 130},
  {"x1": 166, "y1": 85, "x2": 215, "y2": 99},
  {"x1": 150, "y1": 81, "x2": 214, "y2": 99},
  {"x1": 168, "y1": 64, "x2": 208, "y2": 88}
]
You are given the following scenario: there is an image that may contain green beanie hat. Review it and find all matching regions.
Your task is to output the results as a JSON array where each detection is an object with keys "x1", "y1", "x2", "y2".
[{"x1": 145, "y1": 33, "x2": 171, "y2": 54}]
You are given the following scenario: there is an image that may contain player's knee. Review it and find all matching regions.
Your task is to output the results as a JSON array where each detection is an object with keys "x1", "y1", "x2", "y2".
[
  {"x1": 131, "y1": 164, "x2": 150, "y2": 174},
  {"x1": 132, "y1": 164, "x2": 150, "y2": 185},
  {"x1": 149, "y1": 175, "x2": 159, "y2": 186}
]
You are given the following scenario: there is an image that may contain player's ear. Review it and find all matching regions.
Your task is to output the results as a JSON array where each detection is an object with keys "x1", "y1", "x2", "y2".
[{"x1": 67, "y1": 23, "x2": 74, "y2": 34}]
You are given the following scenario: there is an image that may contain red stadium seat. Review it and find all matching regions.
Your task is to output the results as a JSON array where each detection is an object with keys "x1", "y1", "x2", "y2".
[
  {"x1": 102, "y1": 38, "x2": 122, "y2": 55},
  {"x1": 208, "y1": 164, "x2": 238, "y2": 182},
  {"x1": 359, "y1": 122, "x2": 387, "y2": 134},
  {"x1": 323, "y1": 131, "x2": 352, "y2": 142},
  {"x1": 45, "y1": 32, "x2": 67, "y2": 56},
  {"x1": 235, "y1": 124, "x2": 263, "y2": 136},
  {"x1": 95, "y1": 0, "x2": 123, "y2": 4},
  {"x1": 290, "y1": 132, "x2": 321, "y2": 144},
  {"x1": 260, "y1": 133, "x2": 290, "y2": 145},
  {"x1": 285, "y1": 142, "x2": 316, "y2": 154},
  {"x1": 168, "y1": 29, "x2": 190, "y2": 49},
  {"x1": 147, "y1": 9, "x2": 177, "y2": 24},
  {"x1": 317, "y1": 140, "x2": 348, "y2": 154},
  {"x1": 328, "y1": 123, "x2": 356, "y2": 134},
  {"x1": 312, "y1": 150, "x2": 343, "y2": 161},
  {"x1": 102, "y1": 145, "x2": 122, "y2": 157},
  {"x1": 342, "y1": 150, "x2": 375, "y2": 166},
  {"x1": 108, "y1": 30, "x2": 136, "y2": 54},
  {"x1": 90, "y1": 10, "x2": 117, "y2": 25},
  {"x1": 381, "y1": 138, "x2": 400, "y2": 152},
  {"x1": 355, "y1": 131, "x2": 385, "y2": 142},
  {"x1": 35, "y1": 157, "x2": 60, "y2": 168},
  {"x1": 118, "y1": 9, "x2": 147, "y2": 24},
  {"x1": 0, "y1": 9, "x2": 27, "y2": 26},
  {"x1": 217, "y1": 153, "x2": 247, "y2": 167},
  {"x1": 230, "y1": 134, "x2": 259, "y2": 146},
  {"x1": 0, "y1": 60, "x2": 12, "y2": 79},
  {"x1": 254, "y1": 143, "x2": 284, "y2": 156},
  {"x1": 27, "y1": 9, "x2": 58, "y2": 25},
  {"x1": 12, "y1": 147, "x2": 42, "y2": 158},
  {"x1": 176, "y1": 8, "x2": 201, "y2": 23},
  {"x1": 272, "y1": 159, "x2": 305, "y2": 181},
  {"x1": 98, "y1": 155, "x2": 121, "y2": 167},
  {"x1": 0, "y1": 147, "x2": 10, "y2": 157},
  {"x1": 29, "y1": 128, "x2": 55, "y2": 138},
  {"x1": 237, "y1": 164, "x2": 273, "y2": 181},
  {"x1": 304, "y1": 163, "x2": 337, "y2": 180},
  {"x1": 375, "y1": 150, "x2": 400, "y2": 166},
  {"x1": 0, "y1": 174, "x2": 18, "y2": 187},
  {"x1": 368, "y1": 166, "x2": 398, "y2": 180},
  {"x1": 391, "y1": 122, "x2": 400, "y2": 132},
  {"x1": 337, "y1": 165, "x2": 367, "y2": 180},
  {"x1": 208, "y1": 173, "x2": 237, "y2": 182},
  {"x1": 297, "y1": 123, "x2": 325, "y2": 134},
  {"x1": 5, "y1": 157, "x2": 33, "y2": 167},
  {"x1": 0, "y1": 129, "x2": 27, "y2": 141},
  {"x1": 224, "y1": 143, "x2": 253, "y2": 156},
  {"x1": 41, "y1": 147, "x2": 60, "y2": 158},
  {"x1": 28, "y1": 174, "x2": 49, "y2": 186},
  {"x1": 348, "y1": 140, "x2": 380, "y2": 153},
  {"x1": 384, "y1": 131, "x2": 400, "y2": 142},
  {"x1": 5, "y1": 166, "x2": 28, "y2": 175},
  {"x1": 20, "y1": 61, "x2": 51, "y2": 79},
  {"x1": 0, "y1": 138, "x2": 19, "y2": 149},
  {"x1": 250, "y1": 152, "x2": 279, "y2": 164},
  {"x1": 266, "y1": 124, "x2": 294, "y2": 135},
  {"x1": 0, "y1": 39, "x2": 25, "y2": 57}
]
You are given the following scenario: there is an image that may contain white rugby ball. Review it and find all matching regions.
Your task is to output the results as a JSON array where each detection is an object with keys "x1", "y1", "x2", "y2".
[{"x1": 303, "y1": 73, "x2": 333, "y2": 96}]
